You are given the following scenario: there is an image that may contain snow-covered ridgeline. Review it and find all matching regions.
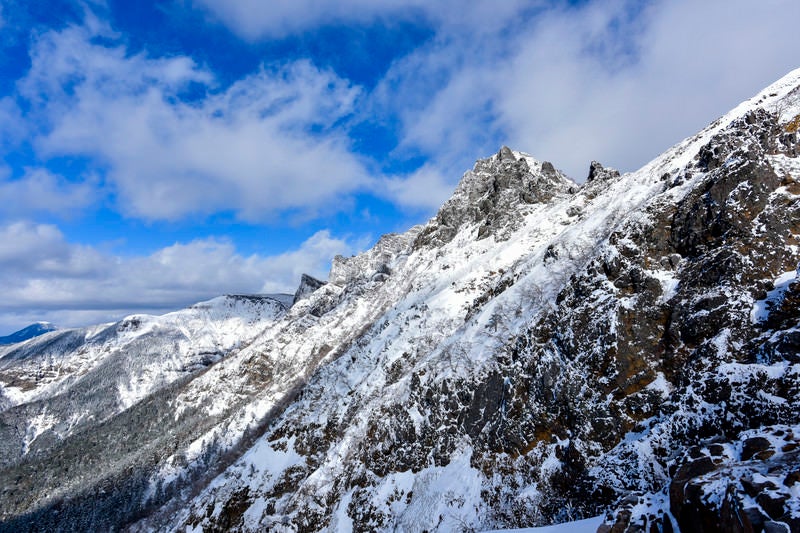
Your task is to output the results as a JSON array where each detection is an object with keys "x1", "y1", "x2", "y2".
[{"x1": 0, "y1": 295, "x2": 287, "y2": 449}]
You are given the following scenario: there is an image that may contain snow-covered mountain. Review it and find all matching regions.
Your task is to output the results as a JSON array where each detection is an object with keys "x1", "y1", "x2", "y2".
[
  {"x1": 0, "y1": 295, "x2": 287, "y2": 477},
  {"x1": 0, "y1": 323, "x2": 58, "y2": 345},
  {"x1": 2, "y1": 69, "x2": 800, "y2": 533}
]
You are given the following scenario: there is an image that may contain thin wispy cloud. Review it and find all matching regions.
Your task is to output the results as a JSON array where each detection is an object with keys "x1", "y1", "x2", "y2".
[{"x1": 189, "y1": 0, "x2": 532, "y2": 40}]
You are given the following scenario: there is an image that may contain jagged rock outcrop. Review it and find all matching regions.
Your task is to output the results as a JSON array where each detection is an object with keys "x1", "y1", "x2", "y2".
[
  {"x1": 414, "y1": 146, "x2": 575, "y2": 247},
  {"x1": 329, "y1": 229, "x2": 421, "y2": 287},
  {"x1": 601, "y1": 425, "x2": 800, "y2": 533},
  {"x1": 587, "y1": 160, "x2": 621, "y2": 182},
  {"x1": 1, "y1": 70, "x2": 800, "y2": 533},
  {"x1": 292, "y1": 274, "x2": 326, "y2": 305}
]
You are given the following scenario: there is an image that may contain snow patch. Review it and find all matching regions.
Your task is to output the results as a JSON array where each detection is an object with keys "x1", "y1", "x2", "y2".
[
  {"x1": 751, "y1": 270, "x2": 798, "y2": 323},
  {"x1": 22, "y1": 411, "x2": 57, "y2": 454},
  {"x1": 482, "y1": 514, "x2": 604, "y2": 533}
]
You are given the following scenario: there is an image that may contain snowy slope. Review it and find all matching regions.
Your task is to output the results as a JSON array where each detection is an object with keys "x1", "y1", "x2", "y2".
[{"x1": 165, "y1": 68, "x2": 800, "y2": 532}]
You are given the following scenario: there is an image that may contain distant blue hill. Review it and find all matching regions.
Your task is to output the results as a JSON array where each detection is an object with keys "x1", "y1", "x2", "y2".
[{"x1": 0, "y1": 323, "x2": 58, "y2": 344}]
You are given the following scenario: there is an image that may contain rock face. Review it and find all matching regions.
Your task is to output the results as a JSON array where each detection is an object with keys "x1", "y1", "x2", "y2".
[
  {"x1": 586, "y1": 160, "x2": 621, "y2": 182},
  {"x1": 292, "y1": 274, "x2": 326, "y2": 305},
  {"x1": 670, "y1": 431, "x2": 800, "y2": 533},
  {"x1": 1, "y1": 70, "x2": 800, "y2": 533},
  {"x1": 414, "y1": 146, "x2": 575, "y2": 247},
  {"x1": 602, "y1": 425, "x2": 800, "y2": 533},
  {"x1": 329, "y1": 229, "x2": 421, "y2": 286}
]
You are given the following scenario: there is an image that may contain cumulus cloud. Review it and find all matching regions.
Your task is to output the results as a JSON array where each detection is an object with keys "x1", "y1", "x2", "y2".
[
  {"x1": 5, "y1": 0, "x2": 800, "y2": 218},
  {"x1": 492, "y1": 0, "x2": 800, "y2": 178},
  {"x1": 0, "y1": 221, "x2": 357, "y2": 333},
  {"x1": 3, "y1": 0, "x2": 799, "y2": 333},
  {"x1": 0, "y1": 222, "x2": 104, "y2": 277},
  {"x1": 188, "y1": 0, "x2": 661, "y2": 182},
  {"x1": 14, "y1": 23, "x2": 370, "y2": 221}
]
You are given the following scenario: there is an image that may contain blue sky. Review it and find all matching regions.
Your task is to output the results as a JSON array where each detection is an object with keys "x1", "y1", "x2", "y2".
[{"x1": 0, "y1": 0, "x2": 799, "y2": 333}]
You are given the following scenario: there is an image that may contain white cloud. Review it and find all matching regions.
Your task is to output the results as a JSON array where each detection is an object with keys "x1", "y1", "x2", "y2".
[
  {"x1": 0, "y1": 168, "x2": 98, "y2": 218},
  {"x1": 380, "y1": 164, "x2": 456, "y2": 212},
  {"x1": 3, "y1": 0, "x2": 800, "y2": 333},
  {"x1": 257, "y1": 229, "x2": 369, "y2": 293},
  {"x1": 16, "y1": 23, "x2": 370, "y2": 221},
  {"x1": 5, "y1": 1, "x2": 800, "y2": 221},
  {"x1": 493, "y1": 0, "x2": 800, "y2": 178},
  {"x1": 0, "y1": 221, "x2": 110, "y2": 278},
  {"x1": 371, "y1": 0, "x2": 800, "y2": 181},
  {"x1": 0, "y1": 221, "x2": 358, "y2": 333}
]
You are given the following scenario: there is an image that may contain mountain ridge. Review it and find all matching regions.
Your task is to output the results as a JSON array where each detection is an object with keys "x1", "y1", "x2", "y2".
[
  {"x1": 1, "y1": 68, "x2": 799, "y2": 532},
  {"x1": 0, "y1": 323, "x2": 58, "y2": 346}
]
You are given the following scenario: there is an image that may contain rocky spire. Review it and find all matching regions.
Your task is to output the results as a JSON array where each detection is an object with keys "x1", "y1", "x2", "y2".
[
  {"x1": 414, "y1": 146, "x2": 577, "y2": 247},
  {"x1": 586, "y1": 160, "x2": 620, "y2": 182},
  {"x1": 292, "y1": 274, "x2": 326, "y2": 305},
  {"x1": 497, "y1": 145, "x2": 516, "y2": 163}
]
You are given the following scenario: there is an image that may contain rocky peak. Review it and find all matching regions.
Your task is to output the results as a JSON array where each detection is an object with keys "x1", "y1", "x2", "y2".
[
  {"x1": 497, "y1": 145, "x2": 516, "y2": 163},
  {"x1": 292, "y1": 274, "x2": 326, "y2": 305},
  {"x1": 586, "y1": 160, "x2": 620, "y2": 182},
  {"x1": 414, "y1": 146, "x2": 576, "y2": 247}
]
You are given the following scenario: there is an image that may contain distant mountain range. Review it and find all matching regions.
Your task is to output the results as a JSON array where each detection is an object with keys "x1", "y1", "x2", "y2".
[
  {"x1": 1, "y1": 69, "x2": 799, "y2": 532},
  {"x1": 0, "y1": 323, "x2": 58, "y2": 345}
]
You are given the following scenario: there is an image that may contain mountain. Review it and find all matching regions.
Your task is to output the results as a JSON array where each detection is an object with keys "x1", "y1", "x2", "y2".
[
  {"x1": 0, "y1": 323, "x2": 58, "y2": 345},
  {"x1": 0, "y1": 295, "x2": 287, "y2": 470},
  {"x1": 1, "y1": 69, "x2": 800, "y2": 533}
]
